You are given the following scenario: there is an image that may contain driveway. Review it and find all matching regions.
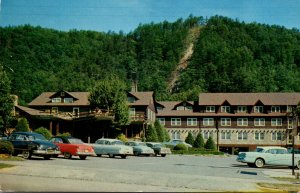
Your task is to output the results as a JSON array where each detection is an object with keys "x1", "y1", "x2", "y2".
[{"x1": 0, "y1": 154, "x2": 290, "y2": 192}]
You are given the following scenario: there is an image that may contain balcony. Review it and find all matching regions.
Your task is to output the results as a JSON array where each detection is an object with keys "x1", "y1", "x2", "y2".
[
  {"x1": 130, "y1": 112, "x2": 146, "y2": 123},
  {"x1": 46, "y1": 109, "x2": 115, "y2": 120}
]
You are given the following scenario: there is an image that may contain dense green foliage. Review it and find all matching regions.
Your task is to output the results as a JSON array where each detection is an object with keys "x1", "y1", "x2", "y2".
[
  {"x1": 34, "y1": 127, "x2": 52, "y2": 140},
  {"x1": 145, "y1": 124, "x2": 158, "y2": 142},
  {"x1": 57, "y1": 132, "x2": 71, "y2": 137},
  {"x1": 172, "y1": 148, "x2": 224, "y2": 155},
  {"x1": 194, "y1": 133, "x2": 205, "y2": 148},
  {"x1": 173, "y1": 143, "x2": 188, "y2": 151},
  {"x1": 154, "y1": 120, "x2": 166, "y2": 142},
  {"x1": 185, "y1": 132, "x2": 194, "y2": 146},
  {"x1": 0, "y1": 15, "x2": 299, "y2": 105},
  {"x1": 204, "y1": 137, "x2": 216, "y2": 150},
  {"x1": 0, "y1": 65, "x2": 14, "y2": 135},
  {"x1": 15, "y1": 118, "x2": 30, "y2": 132},
  {"x1": 0, "y1": 140, "x2": 14, "y2": 155},
  {"x1": 116, "y1": 133, "x2": 128, "y2": 142}
]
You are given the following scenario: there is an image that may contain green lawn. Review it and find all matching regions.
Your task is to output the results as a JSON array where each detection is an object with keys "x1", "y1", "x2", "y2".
[{"x1": 0, "y1": 163, "x2": 15, "y2": 169}]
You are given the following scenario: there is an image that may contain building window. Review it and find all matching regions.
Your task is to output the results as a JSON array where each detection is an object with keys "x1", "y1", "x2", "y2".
[
  {"x1": 221, "y1": 131, "x2": 231, "y2": 140},
  {"x1": 272, "y1": 132, "x2": 283, "y2": 140},
  {"x1": 254, "y1": 106, "x2": 263, "y2": 113},
  {"x1": 203, "y1": 118, "x2": 214, "y2": 126},
  {"x1": 238, "y1": 131, "x2": 248, "y2": 140},
  {"x1": 288, "y1": 118, "x2": 293, "y2": 129},
  {"x1": 129, "y1": 108, "x2": 135, "y2": 116},
  {"x1": 203, "y1": 131, "x2": 212, "y2": 139},
  {"x1": 271, "y1": 118, "x2": 282, "y2": 126},
  {"x1": 254, "y1": 118, "x2": 265, "y2": 126},
  {"x1": 157, "y1": 118, "x2": 165, "y2": 126},
  {"x1": 51, "y1": 98, "x2": 61, "y2": 103},
  {"x1": 73, "y1": 107, "x2": 79, "y2": 117},
  {"x1": 171, "y1": 118, "x2": 181, "y2": 126},
  {"x1": 176, "y1": 106, "x2": 192, "y2": 110},
  {"x1": 64, "y1": 98, "x2": 73, "y2": 103},
  {"x1": 172, "y1": 131, "x2": 180, "y2": 139},
  {"x1": 176, "y1": 106, "x2": 184, "y2": 110},
  {"x1": 221, "y1": 106, "x2": 230, "y2": 113},
  {"x1": 237, "y1": 106, "x2": 247, "y2": 113},
  {"x1": 221, "y1": 118, "x2": 231, "y2": 126},
  {"x1": 287, "y1": 106, "x2": 293, "y2": 113},
  {"x1": 128, "y1": 97, "x2": 135, "y2": 103},
  {"x1": 51, "y1": 107, "x2": 58, "y2": 114},
  {"x1": 187, "y1": 118, "x2": 197, "y2": 126},
  {"x1": 237, "y1": 118, "x2": 248, "y2": 126},
  {"x1": 157, "y1": 106, "x2": 163, "y2": 111},
  {"x1": 206, "y1": 106, "x2": 215, "y2": 112},
  {"x1": 255, "y1": 132, "x2": 264, "y2": 140},
  {"x1": 271, "y1": 106, "x2": 280, "y2": 112}
]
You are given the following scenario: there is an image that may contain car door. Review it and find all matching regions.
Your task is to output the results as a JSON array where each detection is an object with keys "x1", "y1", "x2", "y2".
[
  {"x1": 95, "y1": 139, "x2": 105, "y2": 154},
  {"x1": 275, "y1": 149, "x2": 292, "y2": 166}
]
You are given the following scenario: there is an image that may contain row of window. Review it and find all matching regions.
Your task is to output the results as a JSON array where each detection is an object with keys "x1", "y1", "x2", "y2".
[
  {"x1": 205, "y1": 105, "x2": 292, "y2": 113},
  {"x1": 158, "y1": 117, "x2": 287, "y2": 127},
  {"x1": 51, "y1": 97, "x2": 74, "y2": 103},
  {"x1": 172, "y1": 131, "x2": 284, "y2": 141}
]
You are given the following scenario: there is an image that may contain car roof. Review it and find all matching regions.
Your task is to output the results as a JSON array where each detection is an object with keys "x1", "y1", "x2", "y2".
[
  {"x1": 12, "y1": 132, "x2": 42, "y2": 136},
  {"x1": 146, "y1": 142, "x2": 161, "y2": 145},
  {"x1": 96, "y1": 138, "x2": 121, "y2": 142},
  {"x1": 257, "y1": 146, "x2": 287, "y2": 150}
]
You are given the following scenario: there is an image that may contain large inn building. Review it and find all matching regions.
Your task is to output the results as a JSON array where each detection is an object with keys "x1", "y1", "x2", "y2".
[{"x1": 15, "y1": 91, "x2": 300, "y2": 154}]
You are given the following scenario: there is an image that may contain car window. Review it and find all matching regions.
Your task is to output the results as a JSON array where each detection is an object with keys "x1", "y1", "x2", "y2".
[
  {"x1": 266, "y1": 149, "x2": 277, "y2": 154},
  {"x1": 96, "y1": 140, "x2": 105, "y2": 144},
  {"x1": 51, "y1": 138, "x2": 63, "y2": 143},
  {"x1": 138, "y1": 142, "x2": 146, "y2": 146},
  {"x1": 16, "y1": 134, "x2": 26, "y2": 141},
  {"x1": 112, "y1": 141, "x2": 124, "y2": 145},
  {"x1": 105, "y1": 141, "x2": 111, "y2": 145},
  {"x1": 276, "y1": 149, "x2": 286, "y2": 154},
  {"x1": 68, "y1": 138, "x2": 83, "y2": 144},
  {"x1": 255, "y1": 148, "x2": 264, "y2": 153}
]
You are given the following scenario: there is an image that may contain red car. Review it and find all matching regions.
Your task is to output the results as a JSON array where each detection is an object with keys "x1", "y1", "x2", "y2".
[{"x1": 50, "y1": 136, "x2": 95, "y2": 160}]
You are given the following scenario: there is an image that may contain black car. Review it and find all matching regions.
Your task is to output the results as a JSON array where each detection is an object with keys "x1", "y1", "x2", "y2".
[{"x1": 7, "y1": 132, "x2": 60, "y2": 159}]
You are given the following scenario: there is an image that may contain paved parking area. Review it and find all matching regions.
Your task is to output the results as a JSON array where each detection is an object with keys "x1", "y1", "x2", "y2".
[{"x1": 0, "y1": 154, "x2": 293, "y2": 192}]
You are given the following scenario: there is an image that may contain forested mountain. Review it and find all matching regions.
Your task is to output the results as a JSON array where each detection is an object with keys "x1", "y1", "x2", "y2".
[{"x1": 0, "y1": 16, "x2": 300, "y2": 105}]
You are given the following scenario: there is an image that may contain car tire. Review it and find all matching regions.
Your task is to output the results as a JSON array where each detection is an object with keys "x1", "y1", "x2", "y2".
[
  {"x1": 247, "y1": 163, "x2": 255, "y2": 167},
  {"x1": 44, "y1": 155, "x2": 51, "y2": 160},
  {"x1": 96, "y1": 154, "x2": 102, "y2": 157},
  {"x1": 12, "y1": 151, "x2": 18, "y2": 156},
  {"x1": 134, "y1": 151, "x2": 139, "y2": 156},
  {"x1": 161, "y1": 154, "x2": 166, "y2": 157},
  {"x1": 79, "y1": 156, "x2": 87, "y2": 160},
  {"x1": 64, "y1": 152, "x2": 72, "y2": 159},
  {"x1": 108, "y1": 154, "x2": 115, "y2": 158},
  {"x1": 254, "y1": 158, "x2": 265, "y2": 168},
  {"x1": 22, "y1": 150, "x2": 32, "y2": 159},
  {"x1": 120, "y1": 155, "x2": 127, "y2": 159},
  {"x1": 52, "y1": 155, "x2": 58, "y2": 158}
]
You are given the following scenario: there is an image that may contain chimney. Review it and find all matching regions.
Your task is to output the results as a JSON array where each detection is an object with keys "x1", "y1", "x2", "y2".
[{"x1": 131, "y1": 80, "x2": 138, "y2": 92}]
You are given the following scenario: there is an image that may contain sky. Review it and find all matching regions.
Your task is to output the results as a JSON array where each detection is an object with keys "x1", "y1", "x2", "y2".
[{"x1": 0, "y1": 0, "x2": 300, "y2": 33}]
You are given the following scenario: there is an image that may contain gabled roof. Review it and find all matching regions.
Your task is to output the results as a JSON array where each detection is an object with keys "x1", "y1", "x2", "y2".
[
  {"x1": 156, "y1": 101, "x2": 196, "y2": 116},
  {"x1": 49, "y1": 90, "x2": 78, "y2": 100},
  {"x1": 128, "y1": 92, "x2": 154, "y2": 106},
  {"x1": 15, "y1": 105, "x2": 49, "y2": 116},
  {"x1": 28, "y1": 92, "x2": 90, "y2": 106},
  {"x1": 198, "y1": 93, "x2": 300, "y2": 106}
]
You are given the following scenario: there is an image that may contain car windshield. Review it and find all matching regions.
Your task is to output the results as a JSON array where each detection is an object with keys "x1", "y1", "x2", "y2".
[
  {"x1": 153, "y1": 144, "x2": 162, "y2": 148},
  {"x1": 28, "y1": 134, "x2": 46, "y2": 141},
  {"x1": 138, "y1": 142, "x2": 147, "y2": 146},
  {"x1": 112, "y1": 141, "x2": 124, "y2": 145},
  {"x1": 255, "y1": 148, "x2": 265, "y2": 153},
  {"x1": 68, "y1": 138, "x2": 84, "y2": 144}
]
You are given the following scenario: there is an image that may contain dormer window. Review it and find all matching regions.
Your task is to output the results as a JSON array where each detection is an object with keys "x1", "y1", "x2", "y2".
[
  {"x1": 271, "y1": 106, "x2": 280, "y2": 112},
  {"x1": 176, "y1": 106, "x2": 184, "y2": 110},
  {"x1": 52, "y1": 98, "x2": 61, "y2": 103},
  {"x1": 206, "y1": 106, "x2": 215, "y2": 112},
  {"x1": 64, "y1": 98, "x2": 73, "y2": 103},
  {"x1": 157, "y1": 106, "x2": 163, "y2": 111},
  {"x1": 221, "y1": 106, "x2": 230, "y2": 113},
  {"x1": 176, "y1": 105, "x2": 192, "y2": 110},
  {"x1": 237, "y1": 106, "x2": 247, "y2": 113},
  {"x1": 128, "y1": 97, "x2": 135, "y2": 103},
  {"x1": 254, "y1": 106, "x2": 263, "y2": 113},
  {"x1": 61, "y1": 92, "x2": 65, "y2": 97}
]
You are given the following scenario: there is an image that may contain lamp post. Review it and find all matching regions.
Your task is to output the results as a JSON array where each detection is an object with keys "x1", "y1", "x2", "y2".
[{"x1": 287, "y1": 106, "x2": 299, "y2": 175}]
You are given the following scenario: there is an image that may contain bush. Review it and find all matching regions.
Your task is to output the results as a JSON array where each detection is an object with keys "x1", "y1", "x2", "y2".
[
  {"x1": 154, "y1": 120, "x2": 165, "y2": 142},
  {"x1": 15, "y1": 118, "x2": 30, "y2": 132},
  {"x1": 0, "y1": 140, "x2": 14, "y2": 155},
  {"x1": 57, "y1": 132, "x2": 71, "y2": 137},
  {"x1": 35, "y1": 127, "x2": 52, "y2": 140},
  {"x1": 194, "y1": 133, "x2": 205, "y2": 148},
  {"x1": 205, "y1": 136, "x2": 216, "y2": 150},
  {"x1": 185, "y1": 132, "x2": 194, "y2": 146},
  {"x1": 146, "y1": 125, "x2": 158, "y2": 142},
  {"x1": 174, "y1": 143, "x2": 188, "y2": 151},
  {"x1": 116, "y1": 133, "x2": 127, "y2": 142}
]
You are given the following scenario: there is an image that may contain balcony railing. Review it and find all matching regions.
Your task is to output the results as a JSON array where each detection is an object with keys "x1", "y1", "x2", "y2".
[
  {"x1": 130, "y1": 112, "x2": 145, "y2": 122},
  {"x1": 46, "y1": 109, "x2": 114, "y2": 120}
]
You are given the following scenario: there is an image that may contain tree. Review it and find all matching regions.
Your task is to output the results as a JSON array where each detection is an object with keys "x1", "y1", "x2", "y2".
[
  {"x1": 154, "y1": 120, "x2": 165, "y2": 142},
  {"x1": 185, "y1": 132, "x2": 194, "y2": 146},
  {"x1": 0, "y1": 65, "x2": 14, "y2": 135},
  {"x1": 194, "y1": 133, "x2": 205, "y2": 148},
  {"x1": 35, "y1": 127, "x2": 52, "y2": 140},
  {"x1": 89, "y1": 75, "x2": 129, "y2": 126},
  {"x1": 145, "y1": 124, "x2": 158, "y2": 142},
  {"x1": 205, "y1": 136, "x2": 216, "y2": 150},
  {"x1": 15, "y1": 118, "x2": 30, "y2": 132},
  {"x1": 163, "y1": 127, "x2": 171, "y2": 142}
]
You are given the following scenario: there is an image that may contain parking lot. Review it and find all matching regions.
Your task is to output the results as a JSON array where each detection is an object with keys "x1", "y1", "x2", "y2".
[{"x1": 0, "y1": 154, "x2": 293, "y2": 192}]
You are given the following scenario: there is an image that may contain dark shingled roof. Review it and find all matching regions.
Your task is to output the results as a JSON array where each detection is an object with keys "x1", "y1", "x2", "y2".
[{"x1": 128, "y1": 92, "x2": 154, "y2": 106}]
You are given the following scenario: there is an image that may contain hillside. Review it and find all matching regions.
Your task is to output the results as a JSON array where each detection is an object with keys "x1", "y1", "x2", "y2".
[{"x1": 0, "y1": 16, "x2": 300, "y2": 104}]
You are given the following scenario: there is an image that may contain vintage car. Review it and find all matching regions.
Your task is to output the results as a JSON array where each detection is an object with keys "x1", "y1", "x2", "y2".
[
  {"x1": 125, "y1": 141, "x2": 154, "y2": 156},
  {"x1": 237, "y1": 146, "x2": 300, "y2": 168},
  {"x1": 50, "y1": 136, "x2": 95, "y2": 160},
  {"x1": 146, "y1": 142, "x2": 172, "y2": 157},
  {"x1": 91, "y1": 138, "x2": 133, "y2": 159},
  {"x1": 163, "y1": 139, "x2": 192, "y2": 148},
  {"x1": 7, "y1": 132, "x2": 60, "y2": 159}
]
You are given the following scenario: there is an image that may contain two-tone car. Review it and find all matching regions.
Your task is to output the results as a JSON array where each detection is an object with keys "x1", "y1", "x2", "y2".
[
  {"x1": 237, "y1": 146, "x2": 300, "y2": 168},
  {"x1": 125, "y1": 141, "x2": 154, "y2": 156},
  {"x1": 7, "y1": 131, "x2": 60, "y2": 159},
  {"x1": 91, "y1": 138, "x2": 133, "y2": 159},
  {"x1": 163, "y1": 139, "x2": 192, "y2": 148},
  {"x1": 146, "y1": 142, "x2": 171, "y2": 157},
  {"x1": 50, "y1": 136, "x2": 95, "y2": 160}
]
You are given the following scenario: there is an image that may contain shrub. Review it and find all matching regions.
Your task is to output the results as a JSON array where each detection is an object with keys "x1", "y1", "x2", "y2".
[
  {"x1": 174, "y1": 143, "x2": 188, "y2": 151},
  {"x1": 0, "y1": 140, "x2": 14, "y2": 155},
  {"x1": 57, "y1": 132, "x2": 71, "y2": 137},
  {"x1": 35, "y1": 127, "x2": 52, "y2": 140},
  {"x1": 205, "y1": 136, "x2": 216, "y2": 150},
  {"x1": 162, "y1": 127, "x2": 170, "y2": 141},
  {"x1": 15, "y1": 118, "x2": 30, "y2": 132},
  {"x1": 116, "y1": 133, "x2": 127, "y2": 142},
  {"x1": 154, "y1": 120, "x2": 165, "y2": 142},
  {"x1": 146, "y1": 125, "x2": 158, "y2": 142},
  {"x1": 194, "y1": 133, "x2": 205, "y2": 148},
  {"x1": 185, "y1": 132, "x2": 194, "y2": 146}
]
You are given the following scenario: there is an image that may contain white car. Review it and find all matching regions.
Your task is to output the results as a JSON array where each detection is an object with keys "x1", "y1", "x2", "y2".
[
  {"x1": 91, "y1": 138, "x2": 133, "y2": 159},
  {"x1": 237, "y1": 146, "x2": 300, "y2": 168},
  {"x1": 125, "y1": 141, "x2": 154, "y2": 156}
]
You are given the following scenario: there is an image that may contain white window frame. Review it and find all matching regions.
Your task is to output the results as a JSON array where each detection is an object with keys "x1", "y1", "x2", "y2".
[
  {"x1": 51, "y1": 98, "x2": 61, "y2": 103},
  {"x1": 220, "y1": 118, "x2": 231, "y2": 126},
  {"x1": 287, "y1": 106, "x2": 293, "y2": 113},
  {"x1": 254, "y1": 118, "x2": 265, "y2": 126},
  {"x1": 128, "y1": 97, "x2": 135, "y2": 103},
  {"x1": 254, "y1": 106, "x2": 263, "y2": 113},
  {"x1": 237, "y1": 106, "x2": 247, "y2": 113},
  {"x1": 237, "y1": 131, "x2": 248, "y2": 140},
  {"x1": 187, "y1": 118, "x2": 197, "y2": 126},
  {"x1": 237, "y1": 118, "x2": 248, "y2": 126},
  {"x1": 171, "y1": 118, "x2": 181, "y2": 126},
  {"x1": 288, "y1": 118, "x2": 293, "y2": 129},
  {"x1": 176, "y1": 106, "x2": 185, "y2": 110},
  {"x1": 203, "y1": 118, "x2": 214, "y2": 126},
  {"x1": 203, "y1": 131, "x2": 212, "y2": 139},
  {"x1": 254, "y1": 132, "x2": 265, "y2": 140},
  {"x1": 221, "y1": 131, "x2": 231, "y2": 140},
  {"x1": 172, "y1": 131, "x2": 180, "y2": 139},
  {"x1": 206, "y1": 106, "x2": 215, "y2": 112},
  {"x1": 157, "y1": 118, "x2": 165, "y2": 126},
  {"x1": 272, "y1": 132, "x2": 283, "y2": 141},
  {"x1": 271, "y1": 118, "x2": 282, "y2": 126},
  {"x1": 64, "y1": 98, "x2": 73, "y2": 103},
  {"x1": 221, "y1": 106, "x2": 230, "y2": 113},
  {"x1": 271, "y1": 106, "x2": 280, "y2": 112}
]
